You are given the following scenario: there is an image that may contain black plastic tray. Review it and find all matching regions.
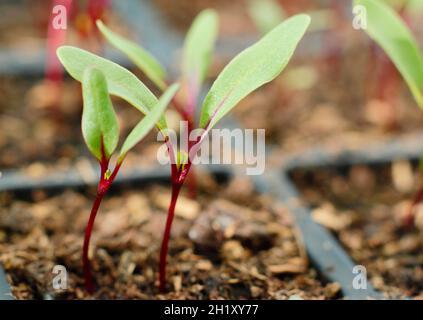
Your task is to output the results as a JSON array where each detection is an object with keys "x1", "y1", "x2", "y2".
[{"x1": 271, "y1": 132, "x2": 423, "y2": 300}]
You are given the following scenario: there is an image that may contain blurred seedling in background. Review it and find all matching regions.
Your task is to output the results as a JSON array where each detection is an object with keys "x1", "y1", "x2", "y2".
[
  {"x1": 365, "y1": 0, "x2": 423, "y2": 130},
  {"x1": 355, "y1": 0, "x2": 423, "y2": 227},
  {"x1": 57, "y1": 10, "x2": 310, "y2": 292},
  {"x1": 248, "y1": 0, "x2": 335, "y2": 35},
  {"x1": 45, "y1": 0, "x2": 110, "y2": 114},
  {"x1": 248, "y1": 0, "x2": 422, "y2": 131},
  {"x1": 247, "y1": 0, "x2": 336, "y2": 107},
  {"x1": 55, "y1": 62, "x2": 177, "y2": 292}
]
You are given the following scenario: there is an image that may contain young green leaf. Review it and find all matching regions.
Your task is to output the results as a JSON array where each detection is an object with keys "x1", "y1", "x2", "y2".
[
  {"x1": 96, "y1": 20, "x2": 167, "y2": 90},
  {"x1": 119, "y1": 84, "x2": 179, "y2": 159},
  {"x1": 355, "y1": 0, "x2": 423, "y2": 108},
  {"x1": 81, "y1": 67, "x2": 119, "y2": 160},
  {"x1": 199, "y1": 14, "x2": 310, "y2": 129},
  {"x1": 56, "y1": 46, "x2": 168, "y2": 130},
  {"x1": 181, "y1": 9, "x2": 219, "y2": 96}
]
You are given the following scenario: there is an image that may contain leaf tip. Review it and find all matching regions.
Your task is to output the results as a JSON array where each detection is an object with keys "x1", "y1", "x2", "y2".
[
  {"x1": 200, "y1": 8, "x2": 219, "y2": 21},
  {"x1": 56, "y1": 45, "x2": 68, "y2": 60},
  {"x1": 294, "y1": 13, "x2": 312, "y2": 28}
]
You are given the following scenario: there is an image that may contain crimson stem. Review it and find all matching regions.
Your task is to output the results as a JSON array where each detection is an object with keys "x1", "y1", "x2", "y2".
[
  {"x1": 159, "y1": 161, "x2": 192, "y2": 292},
  {"x1": 159, "y1": 177, "x2": 183, "y2": 292},
  {"x1": 82, "y1": 190, "x2": 104, "y2": 293},
  {"x1": 82, "y1": 155, "x2": 121, "y2": 293},
  {"x1": 158, "y1": 94, "x2": 198, "y2": 291}
]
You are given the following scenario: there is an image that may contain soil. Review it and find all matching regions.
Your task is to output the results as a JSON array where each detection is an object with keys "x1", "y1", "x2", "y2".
[
  {"x1": 291, "y1": 161, "x2": 423, "y2": 299},
  {"x1": 0, "y1": 172, "x2": 340, "y2": 299}
]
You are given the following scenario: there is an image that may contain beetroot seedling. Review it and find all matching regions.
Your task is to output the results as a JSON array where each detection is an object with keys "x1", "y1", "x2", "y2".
[
  {"x1": 55, "y1": 48, "x2": 178, "y2": 292},
  {"x1": 356, "y1": 0, "x2": 423, "y2": 226},
  {"x1": 45, "y1": 0, "x2": 110, "y2": 113},
  {"x1": 57, "y1": 11, "x2": 310, "y2": 292},
  {"x1": 99, "y1": 12, "x2": 310, "y2": 292}
]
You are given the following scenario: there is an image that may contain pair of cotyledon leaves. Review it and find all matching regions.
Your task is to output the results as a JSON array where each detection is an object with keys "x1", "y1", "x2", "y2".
[
  {"x1": 355, "y1": 0, "x2": 423, "y2": 108},
  {"x1": 57, "y1": 10, "x2": 311, "y2": 161}
]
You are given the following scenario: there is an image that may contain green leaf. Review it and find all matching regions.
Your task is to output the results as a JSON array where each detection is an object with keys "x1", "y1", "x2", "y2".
[
  {"x1": 199, "y1": 14, "x2": 310, "y2": 129},
  {"x1": 355, "y1": 0, "x2": 423, "y2": 108},
  {"x1": 56, "y1": 46, "x2": 168, "y2": 130},
  {"x1": 181, "y1": 9, "x2": 219, "y2": 97},
  {"x1": 119, "y1": 84, "x2": 180, "y2": 158},
  {"x1": 248, "y1": 0, "x2": 286, "y2": 34},
  {"x1": 96, "y1": 20, "x2": 167, "y2": 90},
  {"x1": 81, "y1": 68, "x2": 119, "y2": 160}
]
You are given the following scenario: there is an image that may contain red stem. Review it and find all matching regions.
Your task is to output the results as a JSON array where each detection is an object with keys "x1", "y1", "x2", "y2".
[
  {"x1": 186, "y1": 167, "x2": 197, "y2": 199},
  {"x1": 82, "y1": 155, "x2": 121, "y2": 293},
  {"x1": 158, "y1": 86, "x2": 199, "y2": 291},
  {"x1": 159, "y1": 176, "x2": 183, "y2": 292},
  {"x1": 82, "y1": 190, "x2": 105, "y2": 293}
]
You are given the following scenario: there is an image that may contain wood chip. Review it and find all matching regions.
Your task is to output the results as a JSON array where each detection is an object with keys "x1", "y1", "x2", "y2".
[
  {"x1": 311, "y1": 203, "x2": 351, "y2": 231},
  {"x1": 268, "y1": 257, "x2": 307, "y2": 275},
  {"x1": 195, "y1": 260, "x2": 213, "y2": 271},
  {"x1": 221, "y1": 240, "x2": 246, "y2": 260},
  {"x1": 153, "y1": 192, "x2": 200, "y2": 220},
  {"x1": 173, "y1": 275, "x2": 182, "y2": 293},
  {"x1": 391, "y1": 160, "x2": 415, "y2": 193},
  {"x1": 250, "y1": 286, "x2": 262, "y2": 298},
  {"x1": 324, "y1": 282, "x2": 341, "y2": 298}
]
